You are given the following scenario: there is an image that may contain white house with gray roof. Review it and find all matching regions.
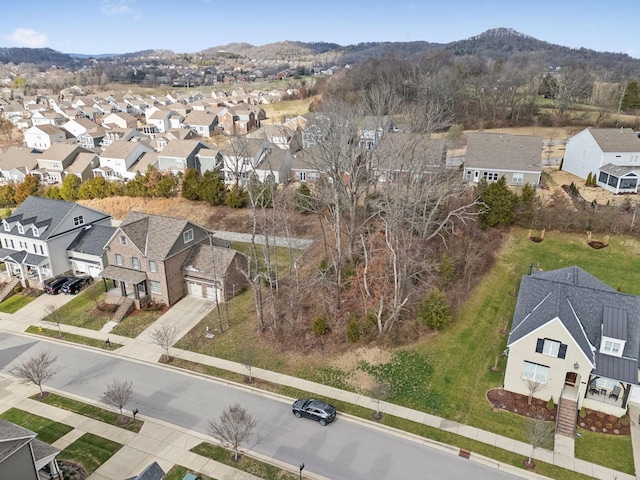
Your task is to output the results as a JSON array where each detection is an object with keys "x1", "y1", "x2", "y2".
[
  {"x1": 0, "y1": 196, "x2": 112, "y2": 287},
  {"x1": 504, "y1": 266, "x2": 640, "y2": 420},
  {"x1": 464, "y1": 132, "x2": 542, "y2": 186},
  {"x1": 562, "y1": 127, "x2": 640, "y2": 194}
]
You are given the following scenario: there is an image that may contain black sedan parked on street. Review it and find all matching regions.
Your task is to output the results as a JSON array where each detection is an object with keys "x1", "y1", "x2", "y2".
[{"x1": 292, "y1": 398, "x2": 336, "y2": 426}]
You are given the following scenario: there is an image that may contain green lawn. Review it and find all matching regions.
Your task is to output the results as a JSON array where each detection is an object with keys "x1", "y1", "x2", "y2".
[
  {"x1": 191, "y1": 442, "x2": 297, "y2": 480},
  {"x1": 37, "y1": 393, "x2": 143, "y2": 433},
  {"x1": 0, "y1": 408, "x2": 73, "y2": 444},
  {"x1": 43, "y1": 282, "x2": 110, "y2": 330},
  {"x1": 0, "y1": 293, "x2": 35, "y2": 313},
  {"x1": 58, "y1": 433, "x2": 122, "y2": 475},
  {"x1": 109, "y1": 308, "x2": 165, "y2": 338}
]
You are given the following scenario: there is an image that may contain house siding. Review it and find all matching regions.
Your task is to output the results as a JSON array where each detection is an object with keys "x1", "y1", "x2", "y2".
[{"x1": 504, "y1": 318, "x2": 592, "y2": 406}]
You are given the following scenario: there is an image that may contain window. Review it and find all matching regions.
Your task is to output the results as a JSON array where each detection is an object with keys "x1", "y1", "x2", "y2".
[
  {"x1": 115, "y1": 254, "x2": 124, "y2": 266},
  {"x1": 120, "y1": 235, "x2": 128, "y2": 246},
  {"x1": 148, "y1": 260, "x2": 158, "y2": 273},
  {"x1": 183, "y1": 229, "x2": 194, "y2": 243},
  {"x1": 32, "y1": 226, "x2": 39, "y2": 237},
  {"x1": 17, "y1": 224, "x2": 24, "y2": 234},
  {"x1": 465, "y1": 170, "x2": 473, "y2": 180},
  {"x1": 150, "y1": 280, "x2": 161, "y2": 294},
  {"x1": 535, "y1": 338, "x2": 567, "y2": 358},
  {"x1": 483, "y1": 172, "x2": 499, "y2": 181},
  {"x1": 2, "y1": 220, "x2": 9, "y2": 232},
  {"x1": 131, "y1": 257, "x2": 140, "y2": 269},
  {"x1": 73, "y1": 215, "x2": 84, "y2": 226},
  {"x1": 523, "y1": 361, "x2": 549, "y2": 384},
  {"x1": 512, "y1": 173, "x2": 524, "y2": 184},
  {"x1": 603, "y1": 339, "x2": 622, "y2": 355}
]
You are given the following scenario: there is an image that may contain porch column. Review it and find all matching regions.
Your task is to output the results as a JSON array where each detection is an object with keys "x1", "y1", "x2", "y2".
[{"x1": 120, "y1": 281, "x2": 127, "y2": 297}]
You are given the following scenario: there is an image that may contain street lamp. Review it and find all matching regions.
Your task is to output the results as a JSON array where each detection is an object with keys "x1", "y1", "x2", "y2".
[{"x1": 299, "y1": 463, "x2": 304, "y2": 480}]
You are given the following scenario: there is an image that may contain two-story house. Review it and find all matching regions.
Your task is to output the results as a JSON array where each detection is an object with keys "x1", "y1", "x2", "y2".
[
  {"x1": 0, "y1": 147, "x2": 40, "y2": 184},
  {"x1": 23, "y1": 124, "x2": 67, "y2": 150},
  {"x1": 562, "y1": 127, "x2": 640, "y2": 194},
  {"x1": 504, "y1": 266, "x2": 640, "y2": 419},
  {"x1": 155, "y1": 139, "x2": 213, "y2": 174},
  {"x1": 0, "y1": 196, "x2": 112, "y2": 287},
  {"x1": 94, "y1": 139, "x2": 154, "y2": 181},
  {"x1": 33, "y1": 144, "x2": 94, "y2": 184},
  {"x1": 100, "y1": 212, "x2": 247, "y2": 307}
]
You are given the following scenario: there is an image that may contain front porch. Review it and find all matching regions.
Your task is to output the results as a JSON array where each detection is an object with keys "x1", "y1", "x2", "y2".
[
  {"x1": 0, "y1": 250, "x2": 53, "y2": 288},
  {"x1": 582, "y1": 376, "x2": 630, "y2": 416},
  {"x1": 100, "y1": 265, "x2": 149, "y2": 309}
]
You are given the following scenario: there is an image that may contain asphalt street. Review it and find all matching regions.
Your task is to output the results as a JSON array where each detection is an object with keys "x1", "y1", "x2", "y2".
[{"x1": 0, "y1": 333, "x2": 525, "y2": 480}]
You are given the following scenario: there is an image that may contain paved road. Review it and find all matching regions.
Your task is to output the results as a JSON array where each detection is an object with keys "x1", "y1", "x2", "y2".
[{"x1": 0, "y1": 333, "x2": 525, "y2": 480}]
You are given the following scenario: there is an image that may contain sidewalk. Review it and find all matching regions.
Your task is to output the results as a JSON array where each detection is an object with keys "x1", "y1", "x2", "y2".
[{"x1": 1, "y1": 293, "x2": 638, "y2": 480}]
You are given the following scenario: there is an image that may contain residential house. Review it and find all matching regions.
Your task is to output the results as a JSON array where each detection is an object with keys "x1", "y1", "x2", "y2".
[
  {"x1": 504, "y1": 266, "x2": 640, "y2": 419},
  {"x1": 183, "y1": 111, "x2": 217, "y2": 138},
  {"x1": 156, "y1": 139, "x2": 213, "y2": 174},
  {"x1": 562, "y1": 128, "x2": 640, "y2": 194},
  {"x1": 95, "y1": 139, "x2": 154, "y2": 181},
  {"x1": 0, "y1": 419, "x2": 62, "y2": 480},
  {"x1": 100, "y1": 212, "x2": 247, "y2": 307},
  {"x1": 231, "y1": 108, "x2": 257, "y2": 135},
  {"x1": 100, "y1": 128, "x2": 146, "y2": 149},
  {"x1": 0, "y1": 196, "x2": 112, "y2": 287},
  {"x1": 23, "y1": 124, "x2": 67, "y2": 150},
  {"x1": 463, "y1": 132, "x2": 542, "y2": 186},
  {"x1": 373, "y1": 133, "x2": 447, "y2": 183},
  {"x1": 144, "y1": 106, "x2": 183, "y2": 133},
  {"x1": 253, "y1": 144, "x2": 293, "y2": 183},
  {"x1": 246, "y1": 124, "x2": 294, "y2": 149},
  {"x1": 77, "y1": 125, "x2": 107, "y2": 150},
  {"x1": 291, "y1": 146, "x2": 324, "y2": 183},
  {"x1": 62, "y1": 116, "x2": 101, "y2": 138},
  {"x1": 34, "y1": 144, "x2": 95, "y2": 184},
  {"x1": 211, "y1": 107, "x2": 234, "y2": 135},
  {"x1": 0, "y1": 146, "x2": 40, "y2": 183},
  {"x1": 102, "y1": 111, "x2": 138, "y2": 130},
  {"x1": 65, "y1": 151, "x2": 100, "y2": 182},
  {"x1": 66, "y1": 223, "x2": 115, "y2": 278},
  {"x1": 359, "y1": 115, "x2": 393, "y2": 150},
  {"x1": 220, "y1": 138, "x2": 269, "y2": 184},
  {"x1": 195, "y1": 148, "x2": 222, "y2": 173},
  {"x1": 30, "y1": 109, "x2": 66, "y2": 127}
]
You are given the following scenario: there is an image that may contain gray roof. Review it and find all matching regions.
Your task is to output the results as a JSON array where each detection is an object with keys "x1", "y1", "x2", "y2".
[
  {"x1": 158, "y1": 140, "x2": 210, "y2": 159},
  {"x1": 5, "y1": 196, "x2": 110, "y2": 241},
  {"x1": 67, "y1": 224, "x2": 115, "y2": 255},
  {"x1": 508, "y1": 266, "x2": 640, "y2": 384},
  {"x1": 100, "y1": 265, "x2": 147, "y2": 284},
  {"x1": 599, "y1": 163, "x2": 640, "y2": 177},
  {"x1": 465, "y1": 132, "x2": 542, "y2": 172},
  {"x1": 374, "y1": 133, "x2": 446, "y2": 172},
  {"x1": 119, "y1": 211, "x2": 208, "y2": 260},
  {"x1": 182, "y1": 243, "x2": 244, "y2": 277},
  {"x1": 588, "y1": 128, "x2": 640, "y2": 152},
  {"x1": 0, "y1": 146, "x2": 40, "y2": 171}
]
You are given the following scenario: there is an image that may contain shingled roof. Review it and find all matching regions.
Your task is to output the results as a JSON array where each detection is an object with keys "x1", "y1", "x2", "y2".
[
  {"x1": 465, "y1": 132, "x2": 542, "y2": 172},
  {"x1": 508, "y1": 266, "x2": 640, "y2": 384}
]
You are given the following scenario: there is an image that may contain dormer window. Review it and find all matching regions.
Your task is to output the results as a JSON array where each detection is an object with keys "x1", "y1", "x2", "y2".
[
  {"x1": 2, "y1": 220, "x2": 9, "y2": 232},
  {"x1": 603, "y1": 340, "x2": 622, "y2": 355},
  {"x1": 183, "y1": 229, "x2": 194, "y2": 243},
  {"x1": 17, "y1": 223, "x2": 24, "y2": 234},
  {"x1": 32, "y1": 226, "x2": 39, "y2": 237}
]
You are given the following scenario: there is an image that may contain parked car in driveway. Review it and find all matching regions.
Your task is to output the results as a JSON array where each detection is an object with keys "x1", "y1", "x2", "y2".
[
  {"x1": 44, "y1": 276, "x2": 76, "y2": 295},
  {"x1": 292, "y1": 398, "x2": 336, "y2": 426},
  {"x1": 61, "y1": 276, "x2": 93, "y2": 295}
]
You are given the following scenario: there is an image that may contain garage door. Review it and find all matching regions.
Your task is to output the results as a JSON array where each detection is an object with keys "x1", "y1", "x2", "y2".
[
  {"x1": 205, "y1": 285, "x2": 220, "y2": 302},
  {"x1": 187, "y1": 281, "x2": 203, "y2": 297}
]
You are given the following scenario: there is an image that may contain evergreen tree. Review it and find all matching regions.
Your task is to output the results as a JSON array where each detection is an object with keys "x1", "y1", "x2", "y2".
[
  {"x1": 181, "y1": 168, "x2": 202, "y2": 201},
  {"x1": 585, "y1": 172, "x2": 592, "y2": 186},
  {"x1": 621, "y1": 81, "x2": 640, "y2": 110},
  {"x1": 418, "y1": 289, "x2": 452, "y2": 331},
  {"x1": 200, "y1": 168, "x2": 226, "y2": 206},
  {"x1": 225, "y1": 184, "x2": 248, "y2": 208},
  {"x1": 478, "y1": 176, "x2": 517, "y2": 229}
]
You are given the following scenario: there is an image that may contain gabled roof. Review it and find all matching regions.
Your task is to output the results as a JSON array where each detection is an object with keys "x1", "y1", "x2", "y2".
[
  {"x1": 117, "y1": 211, "x2": 208, "y2": 260},
  {"x1": 37, "y1": 143, "x2": 92, "y2": 162},
  {"x1": 184, "y1": 111, "x2": 216, "y2": 126},
  {"x1": 587, "y1": 128, "x2": 640, "y2": 152},
  {"x1": 101, "y1": 139, "x2": 152, "y2": 159},
  {"x1": 465, "y1": 132, "x2": 542, "y2": 172},
  {"x1": 26, "y1": 124, "x2": 65, "y2": 136},
  {"x1": 125, "y1": 461, "x2": 165, "y2": 480},
  {"x1": 5, "y1": 196, "x2": 110, "y2": 241},
  {"x1": 374, "y1": 133, "x2": 446, "y2": 172},
  {"x1": 0, "y1": 146, "x2": 40, "y2": 171},
  {"x1": 182, "y1": 243, "x2": 242, "y2": 277},
  {"x1": 508, "y1": 266, "x2": 640, "y2": 382},
  {"x1": 157, "y1": 139, "x2": 211, "y2": 159}
]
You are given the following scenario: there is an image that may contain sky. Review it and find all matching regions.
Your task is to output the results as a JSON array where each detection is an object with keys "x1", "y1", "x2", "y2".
[{"x1": 1, "y1": 0, "x2": 639, "y2": 58}]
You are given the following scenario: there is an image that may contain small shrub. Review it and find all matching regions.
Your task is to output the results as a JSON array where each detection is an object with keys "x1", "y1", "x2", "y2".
[
  {"x1": 619, "y1": 415, "x2": 631, "y2": 426},
  {"x1": 346, "y1": 320, "x2": 361, "y2": 342},
  {"x1": 579, "y1": 406, "x2": 587, "y2": 418},
  {"x1": 13, "y1": 285, "x2": 22, "y2": 294},
  {"x1": 585, "y1": 172, "x2": 592, "y2": 186},
  {"x1": 546, "y1": 397, "x2": 555, "y2": 410},
  {"x1": 418, "y1": 288, "x2": 452, "y2": 331},
  {"x1": 312, "y1": 315, "x2": 330, "y2": 336}
]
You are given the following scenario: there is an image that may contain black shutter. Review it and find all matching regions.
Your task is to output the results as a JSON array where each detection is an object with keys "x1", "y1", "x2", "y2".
[
  {"x1": 558, "y1": 343, "x2": 567, "y2": 359},
  {"x1": 535, "y1": 338, "x2": 544, "y2": 353}
]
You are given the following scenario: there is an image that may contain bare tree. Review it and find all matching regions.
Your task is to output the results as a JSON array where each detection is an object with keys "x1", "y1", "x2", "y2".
[
  {"x1": 12, "y1": 350, "x2": 58, "y2": 398},
  {"x1": 241, "y1": 343, "x2": 257, "y2": 383},
  {"x1": 150, "y1": 325, "x2": 178, "y2": 362},
  {"x1": 523, "y1": 379, "x2": 546, "y2": 406},
  {"x1": 525, "y1": 415, "x2": 555, "y2": 467},
  {"x1": 208, "y1": 403, "x2": 257, "y2": 461},
  {"x1": 44, "y1": 303, "x2": 62, "y2": 337},
  {"x1": 102, "y1": 379, "x2": 133, "y2": 419}
]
